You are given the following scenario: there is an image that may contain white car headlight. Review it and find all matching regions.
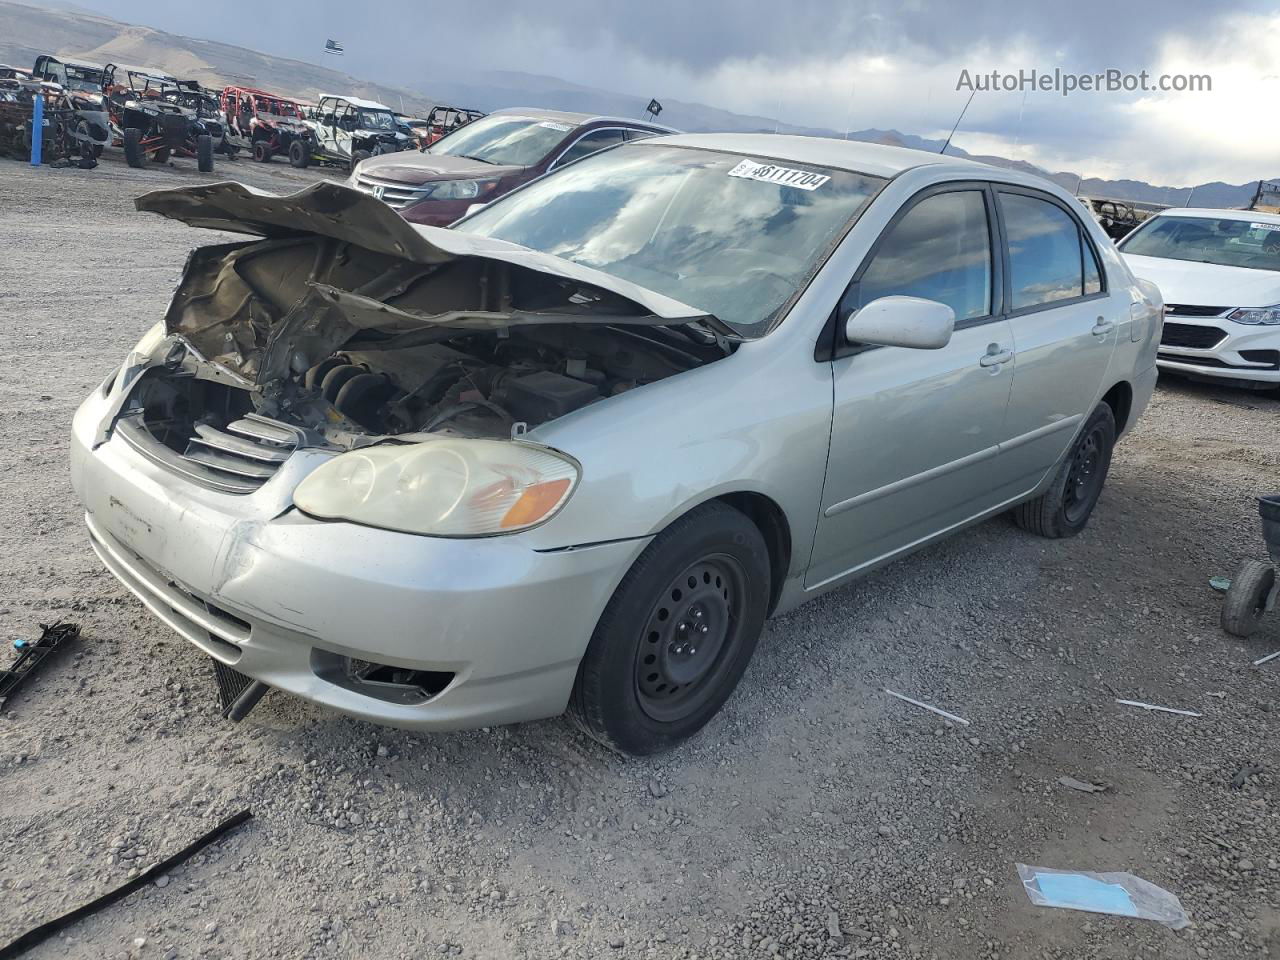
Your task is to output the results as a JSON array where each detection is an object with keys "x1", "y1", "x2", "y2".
[
  {"x1": 1227, "y1": 304, "x2": 1280, "y2": 325},
  {"x1": 293, "y1": 438, "x2": 579, "y2": 537}
]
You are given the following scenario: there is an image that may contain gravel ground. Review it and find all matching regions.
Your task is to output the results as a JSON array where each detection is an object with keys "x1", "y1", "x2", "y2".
[{"x1": 1, "y1": 151, "x2": 1278, "y2": 960}]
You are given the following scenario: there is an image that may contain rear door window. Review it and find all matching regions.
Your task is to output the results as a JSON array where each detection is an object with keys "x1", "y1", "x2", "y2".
[
  {"x1": 554, "y1": 128, "x2": 626, "y2": 167},
  {"x1": 999, "y1": 192, "x2": 1091, "y2": 309}
]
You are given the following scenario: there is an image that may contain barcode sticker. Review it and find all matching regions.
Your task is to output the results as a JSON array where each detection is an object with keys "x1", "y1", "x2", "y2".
[{"x1": 728, "y1": 159, "x2": 830, "y2": 191}]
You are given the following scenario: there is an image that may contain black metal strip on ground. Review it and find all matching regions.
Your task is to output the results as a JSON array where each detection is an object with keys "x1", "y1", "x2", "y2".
[
  {"x1": 0, "y1": 810, "x2": 253, "y2": 959},
  {"x1": 0, "y1": 623, "x2": 80, "y2": 710}
]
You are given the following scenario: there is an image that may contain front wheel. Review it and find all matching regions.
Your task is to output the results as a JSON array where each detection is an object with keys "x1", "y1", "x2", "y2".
[
  {"x1": 569, "y1": 501, "x2": 770, "y2": 755},
  {"x1": 1013, "y1": 402, "x2": 1116, "y2": 538},
  {"x1": 196, "y1": 134, "x2": 214, "y2": 172},
  {"x1": 288, "y1": 138, "x2": 310, "y2": 168},
  {"x1": 123, "y1": 126, "x2": 144, "y2": 167},
  {"x1": 252, "y1": 141, "x2": 272, "y2": 163},
  {"x1": 349, "y1": 149, "x2": 371, "y2": 172}
]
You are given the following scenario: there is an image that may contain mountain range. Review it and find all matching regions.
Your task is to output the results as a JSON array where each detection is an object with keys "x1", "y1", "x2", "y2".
[{"x1": 0, "y1": 0, "x2": 1271, "y2": 208}]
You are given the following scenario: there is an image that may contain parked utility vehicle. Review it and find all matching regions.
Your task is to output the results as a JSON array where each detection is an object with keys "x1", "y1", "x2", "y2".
[
  {"x1": 103, "y1": 64, "x2": 217, "y2": 171},
  {"x1": 296, "y1": 94, "x2": 410, "y2": 170},
  {"x1": 220, "y1": 86, "x2": 310, "y2": 162}
]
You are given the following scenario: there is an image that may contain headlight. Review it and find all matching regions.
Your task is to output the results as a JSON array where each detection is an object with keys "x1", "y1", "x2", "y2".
[
  {"x1": 1227, "y1": 304, "x2": 1280, "y2": 325},
  {"x1": 426, "y1": 178, "x2": 498, "y2": 201},
  {"x1": 293, "y1": 438, "x2": 579, "y2": 537}
]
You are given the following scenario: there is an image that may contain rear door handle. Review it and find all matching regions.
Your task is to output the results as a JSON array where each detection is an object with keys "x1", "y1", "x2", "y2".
[
  {"x1": 1092, "y1": 317, "x2": 1116, "y2": 338},
  {"x1": 979, "y1": 345, "x2": 1013, "y2": 368}
]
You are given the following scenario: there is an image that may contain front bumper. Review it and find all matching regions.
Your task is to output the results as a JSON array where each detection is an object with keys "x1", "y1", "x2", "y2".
[
  {"x1": 1157, "y1": 313, "x2": 1280, "y2": 385},
  {"x1": 70, "y1": 388, "x2": 645, "y2": 730}
]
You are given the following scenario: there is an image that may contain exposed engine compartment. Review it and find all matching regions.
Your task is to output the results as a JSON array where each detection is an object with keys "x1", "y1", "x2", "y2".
[{"x1": 110, "y1": 181, "x2": 734, "y2": 492}]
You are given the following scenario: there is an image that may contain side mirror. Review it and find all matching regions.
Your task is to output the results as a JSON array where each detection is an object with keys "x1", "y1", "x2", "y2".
[{"x1": 844, "y1": 295, "x2": 955, "y2": 350}]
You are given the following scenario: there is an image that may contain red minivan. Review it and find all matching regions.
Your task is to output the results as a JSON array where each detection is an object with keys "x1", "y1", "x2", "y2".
[{"x1": 349, "y1": 107, "x2": 676, "y2": 227}]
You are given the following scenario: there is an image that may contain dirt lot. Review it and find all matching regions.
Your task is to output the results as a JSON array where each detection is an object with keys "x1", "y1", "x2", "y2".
[{"x1": 0, "y1": 151, "x2": 1277, "y2": 960}]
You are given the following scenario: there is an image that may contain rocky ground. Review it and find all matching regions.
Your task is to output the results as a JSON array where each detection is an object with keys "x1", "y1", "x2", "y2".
[{"x1": 0, "y1": 152, "x2": 1277, "y2": 960}]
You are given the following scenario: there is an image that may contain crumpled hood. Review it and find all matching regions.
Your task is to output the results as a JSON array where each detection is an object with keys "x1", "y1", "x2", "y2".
[
  {"x1": 358, "y1": 150, "x2": 522, "y2": 184},
  {"x1": 134, "y1": 179, "x2": 712, "y2": 324},
  {"x1": 1122, "y1": 253, "x2": 1280, "y2": 309}
]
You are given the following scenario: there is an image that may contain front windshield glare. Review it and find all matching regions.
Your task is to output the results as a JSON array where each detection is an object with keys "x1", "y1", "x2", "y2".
[
  {"x1": 1121, "y1": 216, "x2": 1280, "y2": 272},
  {"x1": 430, "y1": 115, "x2": 572, "y2": 167},
  {"x1": 456, "y1": 144, "x2": 886, "y2": 335}
]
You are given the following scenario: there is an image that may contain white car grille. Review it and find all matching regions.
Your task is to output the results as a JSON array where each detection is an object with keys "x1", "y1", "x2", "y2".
[{"x1": 352, "y1": 171, "x2": 431, "y2": 209}]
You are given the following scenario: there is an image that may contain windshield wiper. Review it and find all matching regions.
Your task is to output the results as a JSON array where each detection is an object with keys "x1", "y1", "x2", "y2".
[{"x1": 457, "y1": 154, "x2": 498, "y2": 165}]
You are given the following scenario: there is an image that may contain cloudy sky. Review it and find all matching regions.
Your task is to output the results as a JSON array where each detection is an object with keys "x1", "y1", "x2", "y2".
[{"x1": 70, "y1": 0, "x2": 1280, "y2": 186}]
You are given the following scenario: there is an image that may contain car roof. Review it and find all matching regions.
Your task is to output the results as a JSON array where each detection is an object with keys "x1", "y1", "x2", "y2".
[
  {"x1": 319, "y1": 94, "x2": 391, "y2": 110},
  {"x1": 636, "y1": 132, "x2": 990, "y2": 179},
  {"x1": 489, "y1": 106, "x2": 677, "y2": 133},
  {"x1": 1152, "y1": 207, "x2": 1280, "y2": 226}
]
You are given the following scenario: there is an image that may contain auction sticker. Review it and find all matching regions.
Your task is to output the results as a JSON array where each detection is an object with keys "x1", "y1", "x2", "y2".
[
  {"x1": 728, "y1": 159, "x2": 830, "y2": 190},
  {"x1": 538, "y1": 121, "x2": 573, "y2": 132}
]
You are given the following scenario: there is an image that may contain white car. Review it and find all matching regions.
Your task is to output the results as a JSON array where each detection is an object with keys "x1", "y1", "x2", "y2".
[{"x1": 1120, "y1": 208, "x2": 1280, "y2": 390}]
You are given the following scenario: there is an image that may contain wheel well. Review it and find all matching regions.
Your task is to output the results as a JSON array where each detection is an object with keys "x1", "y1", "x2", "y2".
[
  {"x1": 716, "y1": 492, "x2": 791, "y2": 616},
  {"x1": 1101, "y1": 381, "x2": 1133, "y2": 434}
]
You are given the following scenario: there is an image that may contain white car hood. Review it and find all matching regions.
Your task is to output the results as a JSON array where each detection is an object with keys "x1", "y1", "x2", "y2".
[{"x1": 1122, "y1": 253, "x2": 1280, "y2": 309}]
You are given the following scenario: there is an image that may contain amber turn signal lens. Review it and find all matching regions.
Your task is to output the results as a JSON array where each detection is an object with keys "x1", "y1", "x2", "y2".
[{"x1": 500, "y1": 477, "x2": 573, "y2": 529}]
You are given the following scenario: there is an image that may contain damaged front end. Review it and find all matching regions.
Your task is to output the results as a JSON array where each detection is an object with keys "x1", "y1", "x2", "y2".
[{"x1": 105, "y1": 181, "x2": 733, "y2": 496}]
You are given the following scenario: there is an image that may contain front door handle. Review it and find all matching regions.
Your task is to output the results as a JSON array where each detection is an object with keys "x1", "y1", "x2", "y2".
[
  {"x1": 1092, "y1": 317, "x2": 1116, "y2": 338},
  {"x1": 979, "y1": 345, "x2": 1014, "y2": 368}
]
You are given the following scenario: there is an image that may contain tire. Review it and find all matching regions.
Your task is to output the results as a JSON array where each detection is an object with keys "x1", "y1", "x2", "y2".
[
  {"x1": 349, "y1": 149, "x2": 371, "y2": 172},
  {"x1": 197, "y1": 134, "x2": 214, "y2": 172},
  {"x1": 1013, "y1": 403, "x2": 1116, "y2": 538},
  {"x1": 1221, "y1": 560, "x2": 1276, "y2": 638},
  {"x1": 568, "y1": 501, "x2": 771, "y2": 756},
  {"x1": 288, "y1": 138, "x2": 310, "y2": 168},
  {"x1": 253, "y1": 141, "x2": 272, "y2": 163},
  {"x1": 123, "y1": 127, "x2": 144, "y2": 167},
  {"x1": 76, "y1": 120, "x2": 102, "y2": 159},
  {"x1": 151, "y1": 146, "x2": 171, "y2": 164}
]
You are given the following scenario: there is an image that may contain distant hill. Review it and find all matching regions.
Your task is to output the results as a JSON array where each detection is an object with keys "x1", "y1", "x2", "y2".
[{"x1": 1, "y1": 0, "x2": 1272, "y2": 208}]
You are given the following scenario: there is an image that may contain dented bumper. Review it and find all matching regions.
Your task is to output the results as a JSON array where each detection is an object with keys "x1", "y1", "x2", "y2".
[{"x1": 70, "y1": 387, "x2": 645, "y2": 731}]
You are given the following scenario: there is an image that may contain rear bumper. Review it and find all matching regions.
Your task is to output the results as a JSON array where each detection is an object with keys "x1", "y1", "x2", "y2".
[{"x1": 70, "y1": 389, "x2": 646, "y2": 730}]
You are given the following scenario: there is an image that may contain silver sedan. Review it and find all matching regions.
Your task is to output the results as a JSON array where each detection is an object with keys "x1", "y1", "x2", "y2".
[{"x1": 70, "y1": 133, "x2": 1163, "y2": 754}]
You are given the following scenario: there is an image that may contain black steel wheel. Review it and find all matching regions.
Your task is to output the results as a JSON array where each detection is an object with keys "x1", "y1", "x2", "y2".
[
  {"x1": 569, "y1": 501, "x2": 771, "y2": 755},
  {"x1": 1013, "y1": 402, "x2": 1116, "y2": 538},
  {"x1": 633, "y1": 556, "x2": 746, "y2": 723}
]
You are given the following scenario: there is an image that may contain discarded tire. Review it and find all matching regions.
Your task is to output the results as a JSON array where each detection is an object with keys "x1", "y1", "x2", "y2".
[{"x1": 1221, "y1": 559, "x2": 1275, "y2": 638}]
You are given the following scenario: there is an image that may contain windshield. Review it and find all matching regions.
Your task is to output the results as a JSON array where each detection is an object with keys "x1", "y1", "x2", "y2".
[
  {"x1": 1121, "y1": 215, "x2": 1280, "y2": 272},
  {"x1": 430, "y1": 114, "x2": 573, "y2": 167},
  {"x1": 456, "y1": 144, "x2": 886, "y2": 336},
  {"x1": 64, "y1": 66, "x2": 103, "y2": 93},
  {"x1": 356, "y1": 108, "x2": 397, "y2": 131}
]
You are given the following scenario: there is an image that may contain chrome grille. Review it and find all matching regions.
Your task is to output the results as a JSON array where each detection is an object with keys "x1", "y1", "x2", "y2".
[
  {"x1": 181, "y1": 417, "x2": 299, "y2": 491},
  {"x1": 117, "y1": 413, "x2": 299, "y2": 495},
  {"x1": 352, "y1": 171, "x2": 431, "y2": 209}
]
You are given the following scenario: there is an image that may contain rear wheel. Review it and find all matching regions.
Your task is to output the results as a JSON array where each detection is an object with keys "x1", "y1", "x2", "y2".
[
  {"x1": 123, "y1": 127, "x2": 144, "y2": 167},
  {"x1": 151, "y1": 146, "x2": 171, "y2": 164},
  {"x1": 569, "y1": 501, "x2": 770, "y2": 755},
  {"x1": 1013, "y1": 403, "x2": 1116, "y2": 538},
  {"x1": 197, "y1": 134, "x2": 214, "y2": 172},
  {"x1": 1221, "y1": 560, "x2": 1276, "y2": 638},
  {"x1": 288, "y1": 138, "x2": 310, "y2": 168}
]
